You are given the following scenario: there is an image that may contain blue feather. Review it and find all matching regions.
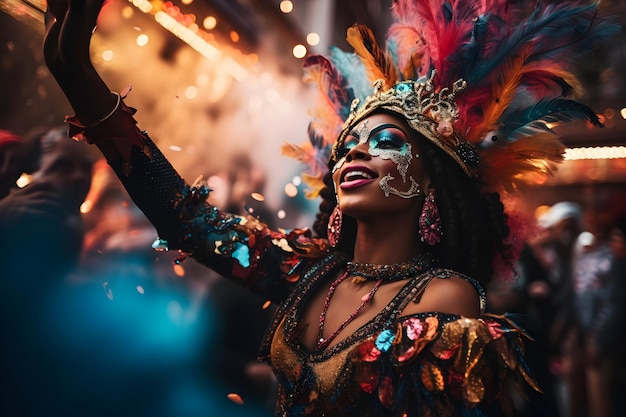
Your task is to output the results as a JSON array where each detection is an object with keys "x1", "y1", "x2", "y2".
[
  {"x1": 454, "y1": 13, "x2": 506, "y2": 82},
  {"x1": 329, "y1": 47, "x2": 371, "y2": 104},
  {"x1": 500, "y1": 98, "x2": 600, "y2": 139},
  {"x1": 465, "y1": 2, "x2": 619, "y2": 86}
]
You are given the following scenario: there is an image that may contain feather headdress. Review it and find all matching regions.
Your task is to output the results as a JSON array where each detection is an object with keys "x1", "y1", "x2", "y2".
[{"x1": 282, "y1": 0, "x2": 618, "y2": 197}]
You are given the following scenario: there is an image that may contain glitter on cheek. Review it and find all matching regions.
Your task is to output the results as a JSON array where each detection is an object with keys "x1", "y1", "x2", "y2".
[
  {"x1": 378, "y1": 174, "x2": 421, "y2": 199},
  {"x1": 332, "y1": 156, "x2": 347, "y2": 174},
  {"x1": 369, "y1": 143, "x2": 413, "y2": 182}
]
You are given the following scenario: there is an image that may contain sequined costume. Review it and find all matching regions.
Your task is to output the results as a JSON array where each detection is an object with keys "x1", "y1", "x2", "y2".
[{"x1": 89, "y1": 126, "x2": 537, "y2": 417}]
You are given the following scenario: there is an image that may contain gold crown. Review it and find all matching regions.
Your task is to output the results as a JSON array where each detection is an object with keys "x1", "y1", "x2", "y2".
[{"x1": 330, "y1": 71, "x2": 479, "y2": 176}]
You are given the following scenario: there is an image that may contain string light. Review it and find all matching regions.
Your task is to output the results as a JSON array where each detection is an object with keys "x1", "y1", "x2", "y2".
[
  {"x1": 128, "y1": 0, "x2": 248, "y2": 80},
  {"x1": 564, "y1": 146, "x2": 626, "y2": 160}
]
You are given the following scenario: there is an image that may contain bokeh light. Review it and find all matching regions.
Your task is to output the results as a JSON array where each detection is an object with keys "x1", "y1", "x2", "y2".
[
  {"x1": 306, "y1": 32, "x2": 320, "y2": 46},
  {"x1": 292, "y1": 44, "x2": 307, "y2": 58},
  {"x1": 280, "y1": 1, "x2": 294, "y2": 13},
  {"x1": 136, "y1": 33, "x2": 149, "y2": 46},
  {"x1": 102, "y1": 50, "x2": 114, "y2": 61},
  {"x1": 203, "y1": 16, "x2": 217, "y2": 30}
]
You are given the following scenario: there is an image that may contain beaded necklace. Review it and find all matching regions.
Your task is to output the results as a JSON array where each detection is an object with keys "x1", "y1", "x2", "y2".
[
  {"x1": 348, "y1": 252, "x2": 437, "y2": 283},
  {"x1": 316, "y1": 253, "x2": 436, "y2": 351}
]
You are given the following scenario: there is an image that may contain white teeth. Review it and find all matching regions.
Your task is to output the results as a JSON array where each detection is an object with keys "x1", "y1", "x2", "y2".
[{"x1": 344, "y1": 170, "x2": 373, "y2": 181}]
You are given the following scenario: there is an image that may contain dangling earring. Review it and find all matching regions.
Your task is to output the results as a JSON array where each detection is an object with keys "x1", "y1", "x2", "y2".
[
  {"x1": 328, "y1": 206, "x2": 343, "y2": 248},
  {"x1": 419, "y1": 192, "x2": 442, "y2": 245}
]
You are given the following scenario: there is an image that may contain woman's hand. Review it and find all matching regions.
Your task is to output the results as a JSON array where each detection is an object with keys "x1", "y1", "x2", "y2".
[{"x1": 44, "y1": 0, "x2": 116, "y2": 123}]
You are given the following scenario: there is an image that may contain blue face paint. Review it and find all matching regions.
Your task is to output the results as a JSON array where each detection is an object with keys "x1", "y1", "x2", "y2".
[{"x1": 334, "y1": 121, "x2": 422, "y2": 199}]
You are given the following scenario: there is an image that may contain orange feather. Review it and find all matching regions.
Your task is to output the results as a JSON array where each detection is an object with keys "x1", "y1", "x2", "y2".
[
  {"x1": 469, "y1": 46, "x2": 531, "y2": 142},
  {"x1": 347, "y1": 24, "x2": 398, "y2": 87},
  {"x1": 479, "y1": 133, "x2": 566, "y2": 192}
]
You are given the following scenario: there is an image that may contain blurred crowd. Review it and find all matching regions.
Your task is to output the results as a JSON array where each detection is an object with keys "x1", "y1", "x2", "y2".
[
  {"x1": 0, "y1": 127, "x2": 277, "y2": 417},
  {"x1": 1, "y1": 125, "x2": 625, "y2": 417},
  {"x1": 487, "y1": 200, "x2": 626, "y2": 417}
]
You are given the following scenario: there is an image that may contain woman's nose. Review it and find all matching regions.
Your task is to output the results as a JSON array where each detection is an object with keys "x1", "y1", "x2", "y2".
[{"x1": 345, "y1": 143, "x2": 371, "y2": 162}]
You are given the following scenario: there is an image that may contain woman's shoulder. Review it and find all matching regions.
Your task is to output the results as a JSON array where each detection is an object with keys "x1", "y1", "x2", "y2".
[{"x1": 402, "y1": 268, "x2": 485, "y2": 317}]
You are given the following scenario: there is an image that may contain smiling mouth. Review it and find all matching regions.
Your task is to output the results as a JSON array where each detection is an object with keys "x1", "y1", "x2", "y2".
[
  {"x1": 343, "y1": 170, "x2": 374, "y2": 182},
  {"x1": 340, "y1": 167, "x2": 378, "y2": 189}
]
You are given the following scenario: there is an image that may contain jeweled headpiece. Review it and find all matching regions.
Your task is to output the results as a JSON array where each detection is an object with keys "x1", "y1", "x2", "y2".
[
  {"x1": 331, "y1": 71, "x2": 477, "y2": 175},
  {"x1": 282, "y1": 0, "x2": 618, "y2": 197}
]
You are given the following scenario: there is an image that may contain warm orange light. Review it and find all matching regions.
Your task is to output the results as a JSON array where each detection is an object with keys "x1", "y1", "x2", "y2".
[
  {"x1": 292, "y1": 44, "x2": 307, "y2": 58},
  {"x1": 280, "y1": 1, "x2": 293, "y2": 13},
  {"x1": 102, "y1": 50, "x2": 114, "y2": 61},
  {"x1": 136, "y1": 33, "x2": 149, "y2": 46},
  {"x1": 284, "y1": 183, "x2": 298, "y2": 197},
  {"x1": 203, "y1": 16, "x2": 217, "y2": 30},
  {"x1": 306, "y1": 33, "x2": 320, "y2": 46}
]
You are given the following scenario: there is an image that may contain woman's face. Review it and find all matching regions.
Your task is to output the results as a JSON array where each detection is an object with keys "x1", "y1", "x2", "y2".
[{"x1": 331, "y1": 113, "x2": 427, "y2": 220}]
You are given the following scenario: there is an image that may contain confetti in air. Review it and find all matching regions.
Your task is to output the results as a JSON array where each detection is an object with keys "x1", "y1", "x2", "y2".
[
  {"x1": 251, "y1": 192, "x2": 265, "y2": 201},
  {"x1": 227, "y1": 393, "x2": 244, "y2": 405}
]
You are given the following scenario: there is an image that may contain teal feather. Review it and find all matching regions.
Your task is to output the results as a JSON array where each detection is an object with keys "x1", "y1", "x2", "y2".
[
  {"x1": 500, "y1": 98, "x2": 601, "y2": 139},
  {"x1": 465, "y1": 2, "x2": 619, "y2": 86},
  {"x1": 328, "y1": 47, "x2": 371, "y2": 105}
]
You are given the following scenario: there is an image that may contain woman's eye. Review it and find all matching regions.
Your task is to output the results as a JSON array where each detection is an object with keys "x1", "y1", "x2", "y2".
[
  {"x1": 336, "y1": 136, "x2": 358, "y2": 158},
  {"x1": 370, "y1": 131, "x2": 406, "y2": 150}
]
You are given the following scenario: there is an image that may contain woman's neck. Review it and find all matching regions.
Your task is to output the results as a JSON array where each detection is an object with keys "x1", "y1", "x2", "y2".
[{"x1": 351, "y1": 219, "x2": 423, "y2": 265}]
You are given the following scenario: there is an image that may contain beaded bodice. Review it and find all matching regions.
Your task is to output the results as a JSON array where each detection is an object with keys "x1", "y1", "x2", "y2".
[{"x1": 260, "y1": 255, "x2": 509, "y2": 417}]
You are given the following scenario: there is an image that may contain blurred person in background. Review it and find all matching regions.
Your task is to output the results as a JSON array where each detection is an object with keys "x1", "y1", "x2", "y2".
[
  {"x1": 559, "y1": 198, "x2": 616, "y2": 417},
  {"x1": 0, "y1": 125, "x2": 96, "y2": 293},
  {"x1": 522, "y1": 202, "x2": 586, "y2": 417},
  {"x1": 0, "y1": 125, "x2": 97, "y2": 416},
  {"x1": 486, "y1": 236, "x2": 560, "y2": 417},
  {"x1": 0, "y1": 128, "x2": 41, "y2": 200},
  {"x1": 599, "y1": 216, "x2": 626, "y2": 417}
]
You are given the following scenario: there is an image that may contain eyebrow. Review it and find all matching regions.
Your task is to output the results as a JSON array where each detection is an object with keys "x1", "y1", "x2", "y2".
[{"x1": 350, "y1": 123, "x2": 408, "y2": 139}]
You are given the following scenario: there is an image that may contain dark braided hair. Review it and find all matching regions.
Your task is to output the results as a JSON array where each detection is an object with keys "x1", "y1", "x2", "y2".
[
  {"x1": 312, "y1": 132, "x2": 511, "y2": 288},
  {"x1": 419, "y1": 139, "x2": 510, "y2": 286}
]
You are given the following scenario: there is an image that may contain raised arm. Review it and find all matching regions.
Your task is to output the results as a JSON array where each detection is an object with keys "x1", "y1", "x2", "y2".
[
  {"x1": 44, "y1": 0, "x2": 115, "y2": 129},
  {"x1": 42, "y1": 0, "x2": 331, "y2": 302}
]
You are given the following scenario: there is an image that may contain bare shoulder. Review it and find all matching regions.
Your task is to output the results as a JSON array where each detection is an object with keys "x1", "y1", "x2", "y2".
[{"x1": 402, "y1": 273, "x2": 481, "y2": 318}]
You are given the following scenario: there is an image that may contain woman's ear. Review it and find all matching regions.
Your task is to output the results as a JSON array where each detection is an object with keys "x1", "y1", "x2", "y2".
[{"x1": 421, "y1": 176, "x2": 435, "y2": 197}]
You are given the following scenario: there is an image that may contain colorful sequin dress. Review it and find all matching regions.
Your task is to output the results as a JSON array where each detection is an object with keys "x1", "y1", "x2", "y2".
[{"x1": 93, "y1": 131, "x2": 538, "y2": 417}]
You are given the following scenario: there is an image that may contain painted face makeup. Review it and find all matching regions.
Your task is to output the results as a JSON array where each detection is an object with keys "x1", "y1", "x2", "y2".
[{"x1": 334, "y1": 121, "x2": 421, "y2": 199}]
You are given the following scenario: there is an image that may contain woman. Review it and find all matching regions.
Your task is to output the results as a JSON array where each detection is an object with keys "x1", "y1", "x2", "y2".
[{"x1": 43, "y1": 0, "x2": 616, "y2": 415}]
